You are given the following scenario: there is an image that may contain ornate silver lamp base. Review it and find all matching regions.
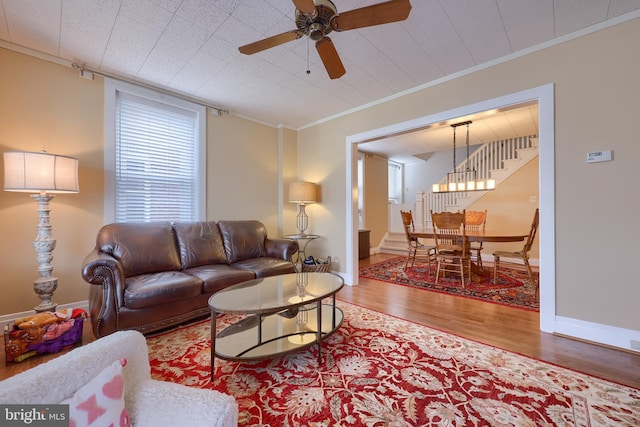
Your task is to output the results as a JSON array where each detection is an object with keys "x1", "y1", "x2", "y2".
[
  {"x1": 32, "y1": 193, "x2": 58, "y2": 313},
  {"x1": 34, "y1": 277, "x2": 58, "y2": 313}
]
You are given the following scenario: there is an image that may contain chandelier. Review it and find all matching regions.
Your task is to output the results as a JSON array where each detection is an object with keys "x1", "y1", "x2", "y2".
[{"x1": 432, "y1": 121, "x2": 495, "y2": 193}]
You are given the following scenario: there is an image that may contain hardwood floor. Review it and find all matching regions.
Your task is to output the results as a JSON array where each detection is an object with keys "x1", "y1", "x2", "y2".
[{"x1": 2, "y1": 252, "x2": 639, "y2": 389}]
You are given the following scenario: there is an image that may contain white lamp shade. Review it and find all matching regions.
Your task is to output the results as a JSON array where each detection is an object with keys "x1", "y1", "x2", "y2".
[
  {"x1": 4, "y1": 151, "x2": 79, "y2": 193},
  {"x1": 289, "y1": 181, "x2": 317, "y2": 204}
]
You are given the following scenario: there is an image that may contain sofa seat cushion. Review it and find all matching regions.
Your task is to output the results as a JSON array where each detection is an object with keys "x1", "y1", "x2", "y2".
[
  {"x1": 233, "y1": 257, "x2": 296, "y2": 278},
  {"x1": 185, "y1": 265, "x2": 255, "y2": 294},
  {"x1": 124, "y1": 271, "x2": 203, "y2": 309}
]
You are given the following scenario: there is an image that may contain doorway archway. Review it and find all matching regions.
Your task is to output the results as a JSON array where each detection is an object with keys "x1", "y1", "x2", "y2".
[{"x1": 344, "y1": 84, "x2": 555, "y2": 332}]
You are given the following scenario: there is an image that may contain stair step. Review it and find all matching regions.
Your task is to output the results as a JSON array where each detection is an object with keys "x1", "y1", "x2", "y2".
[
  {"x1": 379, "y1": 245, "x2": 407, "y2": 256},
  {"x1": 379, "y1": 232, "x2": 407, "y2": 255}
]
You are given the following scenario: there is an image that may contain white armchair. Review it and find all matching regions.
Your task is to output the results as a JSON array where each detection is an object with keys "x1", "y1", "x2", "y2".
[{"x1": 0, "y1": 329, "x2": 238, "y2": 426}]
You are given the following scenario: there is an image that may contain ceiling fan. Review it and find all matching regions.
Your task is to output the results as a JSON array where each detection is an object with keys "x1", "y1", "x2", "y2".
[{"x1": 238, "y1": 0, "x2": 412, "y2": 79}]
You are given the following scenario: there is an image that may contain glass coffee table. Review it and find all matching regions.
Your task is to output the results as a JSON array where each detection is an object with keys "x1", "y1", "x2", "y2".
[{"x1": 208, "y1": 272, "x2": 344, "y2": 378}]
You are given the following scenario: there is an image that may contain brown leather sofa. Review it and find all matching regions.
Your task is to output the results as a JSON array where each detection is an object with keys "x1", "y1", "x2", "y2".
[{"x1": 81, "y1": 220, "x2": 297, "y2": 338}]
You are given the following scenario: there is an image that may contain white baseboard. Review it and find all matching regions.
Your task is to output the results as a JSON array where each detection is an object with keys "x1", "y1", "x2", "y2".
[
  {"x1": 0, "y1": 300, "x2": 89, "y2": 326},
  {"x1": 554, "y1": 315, "x2": 640, "y2": 353}
]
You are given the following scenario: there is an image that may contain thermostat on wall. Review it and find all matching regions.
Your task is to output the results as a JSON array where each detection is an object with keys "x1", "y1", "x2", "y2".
[{"x1": 586, "y1": 150, "x2": 612, "y2": 163}]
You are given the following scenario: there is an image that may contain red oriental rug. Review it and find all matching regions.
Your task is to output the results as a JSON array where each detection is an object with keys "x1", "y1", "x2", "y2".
[
  {"x1": 147, "y1": 302, "x2": 639, "y2": 426},
  {"x1": 359, "y1": 256, "x2": 539, "y2": 311}
]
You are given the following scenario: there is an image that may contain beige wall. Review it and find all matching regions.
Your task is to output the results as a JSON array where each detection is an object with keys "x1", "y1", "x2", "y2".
[
  {"x1": 0, "y1": 47, "x2": 283, "y2": 315},
  {"x1": 0, "y1": 48, "x2": 104, "y2": 314},
  {"x1": 467, "y1": 157, "x2": 539, "y2": 259},
  {"x1": 281, "y1": 127, "x2": 299, "y2": 236},
  {"x1": 292, "y1": 122, "x2": 346, "y2": 261},
  {"x1": 206, "y1": 114, "x2": 280, "y2": 232},
  {"x1": 362, "y1": 154, "x2": 388, "y2": 247},
  {"x1": 298, "y1": 19, "x2": 640, "y2": 332}
]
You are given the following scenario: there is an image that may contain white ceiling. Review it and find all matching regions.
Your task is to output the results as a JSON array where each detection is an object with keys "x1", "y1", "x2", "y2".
[
  {"x1": 1, "y1": 0, "x2": 638, "y2": 161},
  {"x1": 360, "y1": 101, "x2": 539, "y2": 164}
]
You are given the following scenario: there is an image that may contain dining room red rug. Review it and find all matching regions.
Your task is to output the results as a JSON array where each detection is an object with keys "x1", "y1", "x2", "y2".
[
  {"x1": 147, "y1": 302, "x2": 639, "y2": 426},
  {"x1": 359, "y1": 256, "x2": 539, "y2": 310}
]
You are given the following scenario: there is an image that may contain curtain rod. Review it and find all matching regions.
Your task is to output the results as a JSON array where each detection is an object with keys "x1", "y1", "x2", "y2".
[{"x1": 71, "y1": 63, "x2": 229, "y2": 117}]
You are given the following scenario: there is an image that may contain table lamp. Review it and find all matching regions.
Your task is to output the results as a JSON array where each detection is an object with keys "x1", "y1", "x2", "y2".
[
  {"x1": 289, "y1": 181, "x2": 317, "y2": 236},
  {"x1": 3, "y1": 150, "x2": 79, "y2": 312}
]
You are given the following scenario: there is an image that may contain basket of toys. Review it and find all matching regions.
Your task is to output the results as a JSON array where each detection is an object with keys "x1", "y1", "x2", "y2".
[
  {"x1": 4, "y1": 308, "x2": 87, "y2": 364},
  {"x1": 301, "y1": 256, "x2": 332, "y2": 273}
]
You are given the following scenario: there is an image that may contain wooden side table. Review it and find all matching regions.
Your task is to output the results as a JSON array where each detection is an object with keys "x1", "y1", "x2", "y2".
[{"x1": 358, "y1": 229, "x2": 370, "y2": 260}]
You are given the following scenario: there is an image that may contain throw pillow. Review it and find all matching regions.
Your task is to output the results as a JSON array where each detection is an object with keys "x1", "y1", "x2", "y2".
[{"x1": 61, "y1": 358, "x2": 130, "y2": 427}]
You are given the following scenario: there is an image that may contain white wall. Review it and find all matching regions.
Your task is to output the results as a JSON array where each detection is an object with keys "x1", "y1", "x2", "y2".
[{"x1": 404, "y1": 145, "x2": 481, "y2": 202}]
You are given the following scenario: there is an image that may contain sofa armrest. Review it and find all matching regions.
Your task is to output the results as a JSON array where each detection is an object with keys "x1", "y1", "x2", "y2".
[
  {"x1": 265, "y1": 238, "x2": 298, "y2": 261},
  {"x1": 128, "y1": 379, "x2": 238, "y2": 427},
  {"x1": 82, "y1": 248, "x2": 127, "y2": 302},
  {"x1": 81, "y1": 249, "x2": 127, "y2": 337}
]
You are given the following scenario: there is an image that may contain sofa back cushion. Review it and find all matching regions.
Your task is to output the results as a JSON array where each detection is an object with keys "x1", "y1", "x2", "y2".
[
  {"x1": 97, "y1": 222, "x2": 181, "y2": 277},
  {"x1": 217, "y1": 220, "x2": 267, "y2": 263},
  {"x1": 173, "y1": 221, "x2": 228, "y2": 269}
]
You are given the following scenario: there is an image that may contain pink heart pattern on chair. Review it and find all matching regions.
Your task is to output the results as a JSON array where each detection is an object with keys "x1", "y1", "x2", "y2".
[{"x1": 62, "y1": 358, "x2": 130, "y2": 426}]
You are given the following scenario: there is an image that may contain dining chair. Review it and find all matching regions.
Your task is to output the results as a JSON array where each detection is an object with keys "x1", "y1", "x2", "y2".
[
  {"x1": 400, "y1": 210, "x2": 435, "y2": 270},
  {"x1": 465, "y1": 210, "x2": 487, "y2": 268},
  {"x1": 492, "y1": 208, "x2": 539, "y2": 295},
  {"x1": 430, "y1": 210, "x2": 471, "y2": 287}
]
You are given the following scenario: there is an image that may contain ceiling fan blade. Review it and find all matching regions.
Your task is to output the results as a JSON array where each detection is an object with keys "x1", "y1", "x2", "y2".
[
  {"x1": 239, "y1": 30, "x2": 304, "y2": 55},
  {"x1": 332, "y1": 0, "x2": 412, "y2": 31},
  {"x1": 292, "y1": 0, "x2": 316, "y2": 15},
  {"x1": 316, "y1": 37, "x2": 346, "y2": 79}
]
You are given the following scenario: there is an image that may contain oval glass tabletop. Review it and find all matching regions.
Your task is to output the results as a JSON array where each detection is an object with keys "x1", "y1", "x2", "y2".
[{"x1": 208, "y1": 272, "x2": 344, "y2": 315}]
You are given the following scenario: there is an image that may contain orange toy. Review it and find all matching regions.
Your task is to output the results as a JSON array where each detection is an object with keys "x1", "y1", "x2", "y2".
[{"x1": 14, "y1": 309, "x2": 71, "y2": 330}]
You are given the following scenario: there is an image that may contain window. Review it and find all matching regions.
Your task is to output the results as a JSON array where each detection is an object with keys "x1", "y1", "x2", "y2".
[
  {"x1": 104, "y1": 79, "x2": 206, "y2": 223},
  {"x1": 388, "y1": 161, "x2": 403, "y2": 203}
]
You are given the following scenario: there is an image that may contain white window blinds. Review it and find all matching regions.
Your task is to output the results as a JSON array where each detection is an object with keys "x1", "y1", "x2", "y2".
[{"x1": 114, "y1": 91, "x2": 199, "y2": 222}]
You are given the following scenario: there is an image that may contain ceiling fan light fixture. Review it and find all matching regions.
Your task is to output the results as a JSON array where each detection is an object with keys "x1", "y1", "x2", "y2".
[
  {"x1": 308, "y1": 22, "x2": 325, "y2": 40},
  {"x1": 296, "y1": 0, "x2": 336, "y2": 39}
]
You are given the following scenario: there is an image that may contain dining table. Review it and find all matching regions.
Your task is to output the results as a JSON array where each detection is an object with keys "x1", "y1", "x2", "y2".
[{"x1": 408, "y1": 228, "x2": 528, "y2": 277}]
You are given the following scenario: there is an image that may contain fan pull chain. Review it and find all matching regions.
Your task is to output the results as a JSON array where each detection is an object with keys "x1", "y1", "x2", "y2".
[{"x1": 306, "y1": 38, "x2": 311, "y2": 75}]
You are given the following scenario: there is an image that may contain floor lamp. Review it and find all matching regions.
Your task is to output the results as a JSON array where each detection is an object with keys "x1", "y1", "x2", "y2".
[
  {"x1": 3, "y1": 150, "x2": 79, "y2": 313},
  {"x1": 289, "y1": 181, "x2": 318, "y2": 236}
]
